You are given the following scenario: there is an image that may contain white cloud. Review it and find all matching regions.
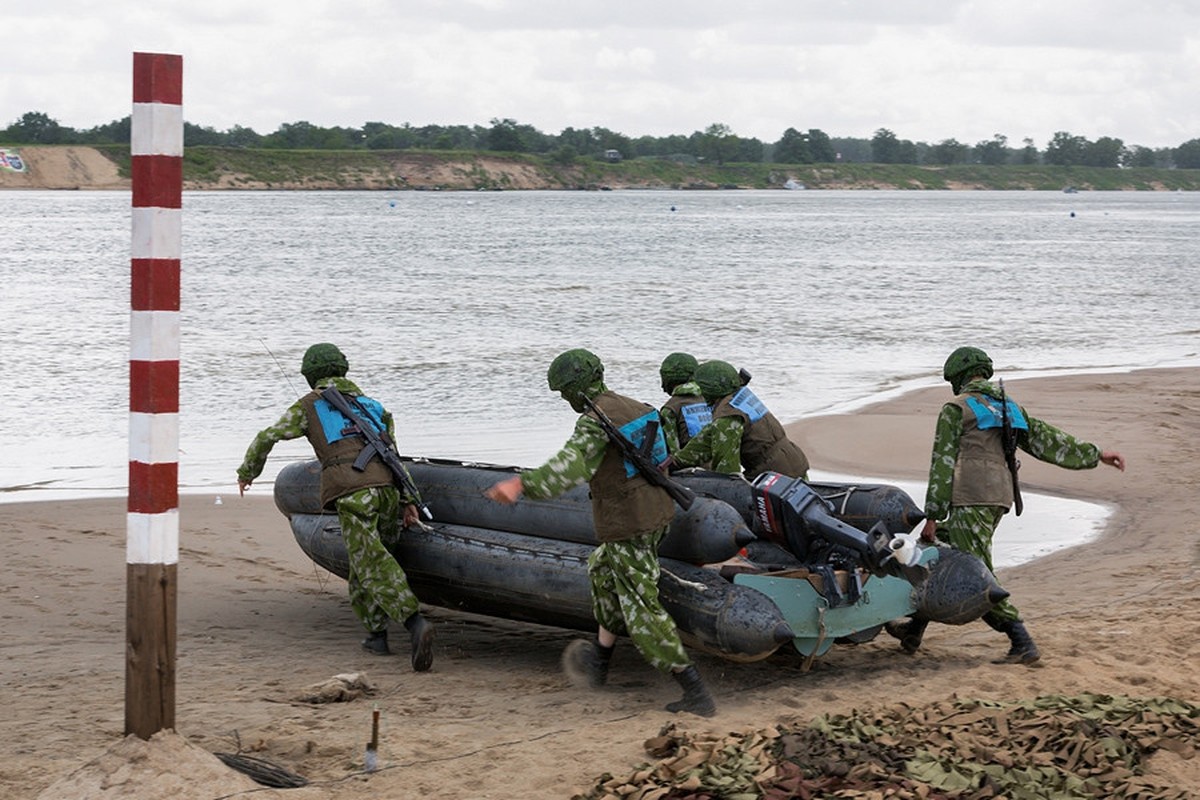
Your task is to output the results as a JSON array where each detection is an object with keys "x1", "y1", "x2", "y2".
[{"x1": 2, "y1": 1, "x2": 1197, "y2": 148}]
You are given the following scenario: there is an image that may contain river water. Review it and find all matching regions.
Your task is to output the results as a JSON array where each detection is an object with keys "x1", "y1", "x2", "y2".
[{"x1": 3, "y1": 188, "x2": 1198, "y2": 565}]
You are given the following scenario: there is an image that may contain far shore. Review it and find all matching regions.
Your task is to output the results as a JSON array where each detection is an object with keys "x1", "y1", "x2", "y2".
[{"x1": 5, "y1": 144, "x2": 1200, "y2": 192}]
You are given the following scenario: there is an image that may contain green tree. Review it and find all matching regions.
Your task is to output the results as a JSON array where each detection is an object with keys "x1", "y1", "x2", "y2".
[
  {"x1": 81, "y1": 116, "x2": 131, "y2": 144},
  {"x1": 975, "y1": 134, "x2": 1009, "y2": 166},
  {"x1": 928, "y1": 138, "x2": 968, "y2": 165},
  {"x1": 486, "y1": 118, "x2": 525, "y2": 152},
  {"x1": 734, "y1": 136, "x2": 765, "y2": 162},
  {"x1": 558, "y1": 126, "x2": 600, "y2": 154},
  {"x1": 1122, "y1": 145, "x2": 1156, "y2": 168},
  {"x1": 184, "y1": 122, "x2": 224, "y2": 146},
  {"x1": 806, "y1": 129, "x2": 836, "y2": 162},
  {"x1": 5, "y1": 111, "x2": 70, "y2": 143},
  {"x1": 413, "y1": 124, "x2": 479, "y2": 150},
  {"x1": 773, "y1": 127, "x2": 812, "y2": 164},
  {"x1": 225, "y1": 125, "x2": 263, "y2": 148},
  {"x1": 1019, "y1": 137, "x2": 1040, "y2": 165},
  {"x1": 1082, "y1": 136, "x2": 1124, "y2": 168},
  {"x1": 871, "y1": 128, "x2": 901, "y2": 163},
  {"x1": 1044, "y1": 131, "x2": 1088, "y2": 166},
  {"x1": 591, "y1": 126, "x2": 632, "y2": 158},
  {"x1": 697, "y1": 122, "x2": 738, "y2": 165},
  {"x1": 362, "y1": 121, "x2": 416, "y2": 150},
  {"x1": 1175, "y1": 139, "x2": 1200, "y2": 169},
  {"x1": 264, "y1": 121, "x2": 325, "y2": 149}
]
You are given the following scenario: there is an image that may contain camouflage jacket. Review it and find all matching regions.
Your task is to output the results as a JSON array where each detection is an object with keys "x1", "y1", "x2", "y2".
[
  {"x1": 236, "y1": 376, "x2": 417, "y2": 504},
  {"x1": 520, "y1": 414, "x2": 609, "y2": 499},
  {"x1": 924, "y1": 378, "x2": 1102, "y2": 521},
  {"x1": 659, "y1": 380, "x2": 706, "y2": 453},
  {"x1": 669, "y1": 415, "x2": 745, "y2": 475}
]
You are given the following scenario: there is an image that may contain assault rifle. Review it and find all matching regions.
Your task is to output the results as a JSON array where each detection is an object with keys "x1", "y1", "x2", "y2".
[
  {"x1": 580, "y1": 396, "x2": 696, "y2": 510},
  {"x1": 998, "y1": 379, "x2": 1024, "y2": 516},
  {"x1": 320, "y1": 386, "x2": 434, "y2": 520}
]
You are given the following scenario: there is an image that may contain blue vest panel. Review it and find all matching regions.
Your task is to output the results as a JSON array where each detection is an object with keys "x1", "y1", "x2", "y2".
[
  {"x1": 965, "y1": 395, "x2": 1028, "y2": 431},
  {"x1": 314, "y1": 394, "x2": 387, "y2": 443},
  {"x1": 680, "y1": 401, "x2": 713, "y2": 437},
  {"x1": 618, "y1": 410, "x2": 670, "y2": 478},
  {"x1": 729, "y1": 387, "x2": 767, "y2": 423}
]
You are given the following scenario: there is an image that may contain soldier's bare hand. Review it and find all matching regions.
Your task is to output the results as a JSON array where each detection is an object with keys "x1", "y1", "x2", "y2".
[
  {"x1": 1100, "y1": 450, "x2": 1126, "y2": 471},
  {"x1": 485, "y1": 476, "x2": 523, "y2": 505},
  {"x1": 919, "y1": 518, "x2": 938, "y2": 543},
  {"x1": 402, "y1": 503, "x2": 420, "y2": 528},
  {"x1": 238, "y1": 478, "x2": 252, "y2": 497}
]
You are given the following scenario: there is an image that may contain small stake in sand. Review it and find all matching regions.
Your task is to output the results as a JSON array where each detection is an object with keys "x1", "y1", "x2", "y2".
[{"x1": 364, "y1": 706, "x2": 381, "y2": 772}]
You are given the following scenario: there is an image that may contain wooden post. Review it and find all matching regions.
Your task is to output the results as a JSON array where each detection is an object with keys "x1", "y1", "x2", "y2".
[{"x1": 126, "y1": 51, "x2": 182, "y2": 738}]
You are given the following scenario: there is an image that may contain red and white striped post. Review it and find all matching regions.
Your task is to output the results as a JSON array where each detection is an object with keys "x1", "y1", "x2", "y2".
[{"x1": 127, "y1": 51, "x2": 182, "y2": 738}]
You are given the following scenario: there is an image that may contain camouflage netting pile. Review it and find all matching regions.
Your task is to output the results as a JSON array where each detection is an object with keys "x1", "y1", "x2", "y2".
[{"x1": 576, "y1": 694, "x2": 1198, "y2": 800}]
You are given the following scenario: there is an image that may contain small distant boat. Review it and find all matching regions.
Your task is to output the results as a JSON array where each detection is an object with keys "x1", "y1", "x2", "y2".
[
  {"x1": 1063, "y1": 186, "x2": 1079, "y2": 194},
  {"x1": 784, "y1": 179, "x2": 807, "y2": 190}
]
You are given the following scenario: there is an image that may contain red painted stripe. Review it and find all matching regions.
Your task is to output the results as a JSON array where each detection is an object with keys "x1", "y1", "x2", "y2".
[
  {"x1": 132, "y1": 53, "x2": 183, "y2": 105},
  {"x1": 131, "y1": 259, "x2": 181, "y2": 311},
  {"x1": 129, "y1": 361, "x2": 180, "y2": 413},
  {"x1": 128, "y1": 461, "x2": 179, "y2": 514},
  {"x1": 131, "y1": 156, "x2": 183, "y2": 209}
]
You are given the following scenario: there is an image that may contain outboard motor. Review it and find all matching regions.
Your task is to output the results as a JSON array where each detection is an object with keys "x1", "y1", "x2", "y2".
[{"x1": 751, "y1": 472, "x2": 927, "y2": 586}]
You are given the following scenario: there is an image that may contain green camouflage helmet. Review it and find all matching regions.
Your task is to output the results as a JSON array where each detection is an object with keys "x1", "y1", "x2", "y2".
[
  {"x1": 660, "y1": 352, "x2": 699, "y2": 393},
  {"x1": 547, "y1": 348, "x2": 604, "y2": 401},
  {"x1": 694, "y1": 360, "x2": 742, "y2": 404},
  {"x1": 943, "y1": 346, "x2": 993, "y2": 394},
  {"x1": 301, "y1": 342, "x2": 349, "y2": 388}
]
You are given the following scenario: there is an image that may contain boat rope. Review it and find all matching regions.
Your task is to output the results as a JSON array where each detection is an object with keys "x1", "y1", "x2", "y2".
[
  {"x1": 661, "y1": 567, "x2": 707, "y2": 592},
  {"x1": 819, "y1": 486, "x2": 858, "y2": 517}
]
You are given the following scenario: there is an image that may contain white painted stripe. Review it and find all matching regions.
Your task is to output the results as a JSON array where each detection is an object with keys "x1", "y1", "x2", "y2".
[
  {"x1": 126, "y1": 510, "x2": 180, "y2": 565},
  {"x1": 130, "y1": 310, "x2": 180, "y2": 361},
  {"x1": 131, "y1": 207, "x2": 182, "y2": 259},
  {"x1": 131, "y1": 102, "x2": 184, "y2": 157},
  {"x1": 129, "y1": 412, "x2": 180, "y2": 463}
]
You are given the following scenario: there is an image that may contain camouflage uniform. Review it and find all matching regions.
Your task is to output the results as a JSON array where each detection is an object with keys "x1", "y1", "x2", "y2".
[
  {"x1": 668, "y1": 415, "x2": 746, "y2": 474},
  {"x1": 237, "y1": 375, "x2": 422, "y2": 632},
  {"x1": 659, "y1": 379, "x2": 710, "y2": 454},
  {"x1": 925, "y1": 377, "x2": 1102, "y2": 623},
  {"x1": 520, "y1": 400, "x2": 692, "y2": 673}
]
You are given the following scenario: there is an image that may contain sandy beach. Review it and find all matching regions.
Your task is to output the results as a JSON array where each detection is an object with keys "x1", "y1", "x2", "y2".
[{"x1": 3, "y1": 367, "x2": 1198, "y2": 799}]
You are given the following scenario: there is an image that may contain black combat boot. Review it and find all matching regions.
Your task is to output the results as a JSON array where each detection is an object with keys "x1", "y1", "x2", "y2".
[
  {"x1": 562, "y1": 639, "x2": 614, "y2": 688},
  {"x1": 361, "y1": 629, "x2": 390, "y2": 656},
  {"x1": 665, "y1": 666, "x2": 717, "y2": 718},
  {"x1": 404, "y1": 613, "x2": 435, "y2": 672},
  {"x1": 884, "y1": 617, "x2": 929, "y2": 654},
  {"x1": 994, "y1": 619, "x2": 1040, "y2": 665}
]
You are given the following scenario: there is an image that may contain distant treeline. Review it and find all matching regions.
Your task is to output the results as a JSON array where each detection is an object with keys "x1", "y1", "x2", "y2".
[{"x1": 5, "y1": 110, "x2": 1200, "y2": 169}]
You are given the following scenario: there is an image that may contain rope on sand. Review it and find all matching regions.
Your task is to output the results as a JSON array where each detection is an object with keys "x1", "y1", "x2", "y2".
[{"x1": 214, "y1": 751, "x2": 309, "y2": 789}]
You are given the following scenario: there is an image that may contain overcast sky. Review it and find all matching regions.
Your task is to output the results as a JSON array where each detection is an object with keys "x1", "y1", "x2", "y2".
[{"x1": 5, "y1": 1, "x2": 1198, "y2": 149}]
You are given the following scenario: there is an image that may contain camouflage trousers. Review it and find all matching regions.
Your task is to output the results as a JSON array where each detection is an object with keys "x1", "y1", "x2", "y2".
[
  {"x1": 587, "y1": 526, "x2": 691, "y2": 674},
  {"x1": 941, "y1": 504, "x2": 1021, "y2": 623},
  {"x1": 335, "y1": 485, "x2": 420, "y2": 633}
]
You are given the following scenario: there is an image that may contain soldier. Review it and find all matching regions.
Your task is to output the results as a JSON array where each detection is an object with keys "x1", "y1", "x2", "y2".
[
  {"x1": 484, "y1": 348, "x2": 716, "y2": 717},
  {"x1": 657, "y1": 352, "x2": 712, "y2": 454},
  {"x1": 236, "y1": 343, "x2": 436, "y2": 671},
  {"x1": 667, "y1": 360, "x2": 809, "y2": 480},
  {"x1": 888, "y1": 346, "x2": 1125, "y2": 664}
]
